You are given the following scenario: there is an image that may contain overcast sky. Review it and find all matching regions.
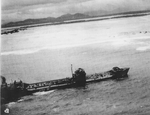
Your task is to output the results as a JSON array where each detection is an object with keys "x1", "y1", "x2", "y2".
[{"x1": 2, "y1": 0, "x2": 150, "y2": 24}]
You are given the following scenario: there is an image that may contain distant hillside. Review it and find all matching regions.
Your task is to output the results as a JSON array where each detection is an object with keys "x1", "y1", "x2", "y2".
[
  {"x1": 2, "y1": 13, "x2": 90, "y2": 28},
  {"x1": 2, "y1": 10, "x2": 150, "y2": 28}
]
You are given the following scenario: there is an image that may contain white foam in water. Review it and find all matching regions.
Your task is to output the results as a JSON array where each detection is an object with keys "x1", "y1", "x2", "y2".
[
  {"x1": 17, "y1": 99, "x2": 24, "y2": 103},
  {"x1": 136, "y1": 46, "x2": 150, "y2": 51},
  {"x1": 33, "y1": 90, "x2": 55, "y2": 96},
  {"x1": 1, "y1": 37, "x2": 133, "y2": 56},
  {"x1": 7, "y1": 102, "x2": 16, "y2": 107},
  {"x1": 111, "y1": 39, "x2": 130, "y2": 47},
  {"x1": 1, "y1": 49, "x2": 42, "y2": 56},
  {"x1": 1, "y1": 39, "x2": 112, "y2": 56}
]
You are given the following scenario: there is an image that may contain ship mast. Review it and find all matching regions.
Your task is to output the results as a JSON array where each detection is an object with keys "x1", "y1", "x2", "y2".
[{"x1": 71, "y1": 64, "x2": 73, "y2": 77}]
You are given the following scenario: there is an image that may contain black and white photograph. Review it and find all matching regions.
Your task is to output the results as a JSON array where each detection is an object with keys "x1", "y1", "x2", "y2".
[{"x1": 1, "y1": 0, "x2": 150, "y2": 114}]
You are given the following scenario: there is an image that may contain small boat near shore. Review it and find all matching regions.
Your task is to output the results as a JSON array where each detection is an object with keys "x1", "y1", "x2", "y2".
[{"x1": 1, "y1": 66, "x2": 129, "y2": 104}]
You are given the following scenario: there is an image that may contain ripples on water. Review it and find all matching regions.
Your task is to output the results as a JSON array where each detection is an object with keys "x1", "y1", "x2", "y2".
[
  {"x1": 1, "y1": 15, "x2": 150, "y2": 115},
  {"x1": 4, "y1": 75, "x2": 150, "y2": 115}
]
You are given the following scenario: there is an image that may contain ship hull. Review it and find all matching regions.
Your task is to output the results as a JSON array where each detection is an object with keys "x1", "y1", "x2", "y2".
[
  {"x1": 1, "y1": 67, "x2": 129, "y2": 104},
  {"x1": 25, "y1": 67, "x2": 130, "y2": 92}
]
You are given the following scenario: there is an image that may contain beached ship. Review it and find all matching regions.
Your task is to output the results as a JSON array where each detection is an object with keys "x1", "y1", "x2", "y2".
[{"x1": 1, "y1": 66, "x2": 129, "y2": 104}]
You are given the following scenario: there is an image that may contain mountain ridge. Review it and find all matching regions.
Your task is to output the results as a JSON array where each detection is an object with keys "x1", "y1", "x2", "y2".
[
  {"x1": 2, "y1": 13, "x2": 90, "y2": 28},
  {"x1": 2, "y1": 10, "x2": 150, "y2": 28}
]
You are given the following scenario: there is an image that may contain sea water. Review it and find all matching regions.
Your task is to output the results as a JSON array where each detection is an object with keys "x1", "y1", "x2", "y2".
[{"x1": 1, "y1": 14, "x2": 150, "y2": 115}]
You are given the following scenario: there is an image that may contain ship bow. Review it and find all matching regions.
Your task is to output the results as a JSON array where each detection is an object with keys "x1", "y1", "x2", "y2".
[{"x1": 122, "y1": 67, "x2": 130, "y2": 77}]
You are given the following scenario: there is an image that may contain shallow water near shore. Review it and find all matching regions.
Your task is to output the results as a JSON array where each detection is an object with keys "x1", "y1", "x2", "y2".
[{"x1": 1, "y1": 14, "x2": 150, "y2": 115}]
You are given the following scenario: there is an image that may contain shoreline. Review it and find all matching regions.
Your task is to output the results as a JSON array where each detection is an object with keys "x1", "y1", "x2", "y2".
[{"x1": 1, "y1": 12, "x2": 150, "y2": 34}]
